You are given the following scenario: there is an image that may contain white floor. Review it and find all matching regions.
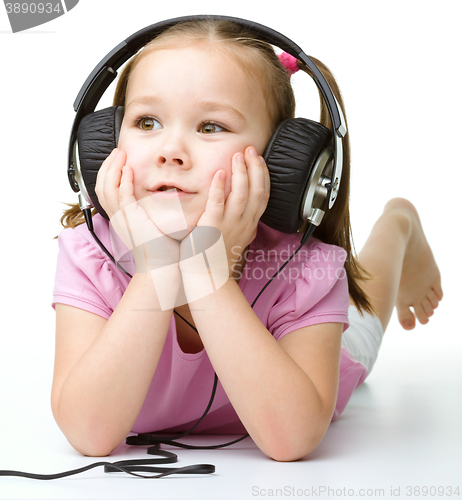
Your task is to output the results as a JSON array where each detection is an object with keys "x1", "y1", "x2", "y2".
[{"x1": 1, "y1": 309, "x2": 460, "y2": 500}]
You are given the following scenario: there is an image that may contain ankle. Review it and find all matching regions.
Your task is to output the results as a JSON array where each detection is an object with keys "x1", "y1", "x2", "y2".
[{"x1": 382, "y1": 198, "x2": 414, "y2": 242}]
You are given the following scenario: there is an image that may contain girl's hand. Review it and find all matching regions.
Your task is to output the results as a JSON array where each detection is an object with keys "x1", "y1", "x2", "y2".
[
  {"x1": 179, "y1": 147, "x2": 270, "y2": 280},
  {"x1": 95, "y1": 149, "x2": 181, "y2": 273}
]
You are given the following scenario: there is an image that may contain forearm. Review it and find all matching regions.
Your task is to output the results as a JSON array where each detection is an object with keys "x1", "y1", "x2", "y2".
[
  {"x1": 54, "y1": 272, "x2": 175, "y2": 456},
  {"x1": 182, "y1": 275, "x2": 336, "y2": 461}
]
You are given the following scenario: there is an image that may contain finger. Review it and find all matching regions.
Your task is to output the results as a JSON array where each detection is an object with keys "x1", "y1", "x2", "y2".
[
  {"x1": 119, "y1": 167, "x2": 165, "y2": 244},
  {"x1": 107, "y1": 165, "x2": 136, "y2": 249},
  {"x1": 223, "y1": 152, "x2": 249, "y2": 223},
  {"x1": 95, "y1": 148, "x2": 118, "y2": 208},
  {"x1": 199, "y1": 170, "x2": 226, "y2": 227},
  {"x1": 97, "y1": 149, "x2": 126, "y2": 216},
  {"x1": 96, "y1": 148, "x2": 118, "y2": 183},
  {"x1": 104, "y1": 149, "x2": 126, "y2": 200},
  {"x1": 257, "y1": 155, "x2": 271, "y2": 218},
  {"x1": 244, "y1": 147, "x2": 268, "y2": 220},
  {"x1": 119, "y1": 165, "x2": 137, "y2": 210}
]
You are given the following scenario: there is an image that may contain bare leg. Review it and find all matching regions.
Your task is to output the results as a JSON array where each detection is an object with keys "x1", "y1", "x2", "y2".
[{"x1": 353, "y1": 198, "x2": 443, "y2": 332}]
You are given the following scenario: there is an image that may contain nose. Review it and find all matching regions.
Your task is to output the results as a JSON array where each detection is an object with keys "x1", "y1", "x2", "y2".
[
  {"x1": 159, "y1": 156, "x2": 183, "y2": 166},
  {"x1": 155, "y1": 132, "x2": 191, "y2": 169}
]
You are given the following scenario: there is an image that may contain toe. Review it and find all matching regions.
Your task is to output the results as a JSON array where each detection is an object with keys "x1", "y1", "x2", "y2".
[
  {"x1": 414, "y1": 303, "x2": 429, "y2": 325},
  {"x1": 432, "y1": 284, "x2": 444, "y2": 301},
  {"x1": 427, "y1": 290, "x2": 439, "y2": 309},
  {"x1": 397, "y1": 304, "x2": 416, "y2": 330},
  {"x1": 421, "y1": 297, "x2": 434, "y2": 318}
]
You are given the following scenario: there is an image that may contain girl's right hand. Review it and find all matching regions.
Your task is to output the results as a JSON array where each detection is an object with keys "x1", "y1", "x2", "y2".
[{"x1": 95, "y1": 149, "x2": 181, "y2": 274}]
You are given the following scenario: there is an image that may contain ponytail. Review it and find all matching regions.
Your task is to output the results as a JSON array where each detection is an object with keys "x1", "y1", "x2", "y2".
[{"x1": 298, "y1": 57, "x2": 375, "y2": 316}]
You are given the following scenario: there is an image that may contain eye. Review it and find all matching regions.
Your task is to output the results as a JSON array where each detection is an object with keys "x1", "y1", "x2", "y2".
[
  {"x1": 200, "y1": 121, "x2": 226, "y2": 134},
  {"x1": 137, "y1": 117, "x2": 162, "y2": 131}
]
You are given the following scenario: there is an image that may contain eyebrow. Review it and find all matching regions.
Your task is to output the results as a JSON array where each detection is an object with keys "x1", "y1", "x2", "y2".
[
  {"x1": 125, "y1": 95, "x2": 161, "y2": 112},
  {"x1": 196, "y1": 101, "x2": 246, "y2": 122},
  {"x1": 125, "y1": 96, "x2": 246, "y2": 122}
]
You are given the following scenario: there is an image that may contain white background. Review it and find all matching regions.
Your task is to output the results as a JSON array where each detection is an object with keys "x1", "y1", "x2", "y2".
[{"x1": 0, "y1": 1, "x2": 461, "y2": 499}]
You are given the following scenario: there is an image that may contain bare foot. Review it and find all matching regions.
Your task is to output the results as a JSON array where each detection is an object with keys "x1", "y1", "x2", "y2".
[{"x1": 384, "y1": 198, "x2": 443, "y2": 330}]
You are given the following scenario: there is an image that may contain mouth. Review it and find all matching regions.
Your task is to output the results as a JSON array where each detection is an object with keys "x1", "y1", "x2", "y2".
[
  {"x1": 158, "y1": 185, "x2": 184, "y2": 192},
  {"x1": 149, "y1": 182, "x2": 195, "y2": 195}
]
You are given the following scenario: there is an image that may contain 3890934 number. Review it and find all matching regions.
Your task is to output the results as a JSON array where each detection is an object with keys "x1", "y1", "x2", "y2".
[
  {"x1": 405, "y1": 485, "x2": 461, "y2": 496},
  {"x1": 5, "y1": 3, "x2": 62, "y2": 14}
]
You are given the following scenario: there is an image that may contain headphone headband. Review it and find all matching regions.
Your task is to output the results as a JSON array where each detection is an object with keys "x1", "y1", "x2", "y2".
[
  {"x1": 73, "y1": 16, "x2": 345, "y2": 128},
  {"x1": 68, "y1": 15, "x2": 346, "y2": 208}
]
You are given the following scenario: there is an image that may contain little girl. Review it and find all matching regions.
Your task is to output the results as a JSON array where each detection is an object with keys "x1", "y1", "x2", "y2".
[{"x1": 51, "y1": 18, "x2": 442, "y2": 462}]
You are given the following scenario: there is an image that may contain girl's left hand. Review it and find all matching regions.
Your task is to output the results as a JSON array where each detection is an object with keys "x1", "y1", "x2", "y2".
[{"x1": 179, "y1": 147, "x2": 270, "y2": 279}]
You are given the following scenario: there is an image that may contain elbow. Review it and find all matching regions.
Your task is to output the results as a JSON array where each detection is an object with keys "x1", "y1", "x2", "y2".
[
  {"x1": 51, "y1": 398, "x2": 122, "y2": 457},
  {"x1": 70, "y1": 438, "x2": 118, "y2": 458},
  {"x1": 263, "y1": 434, "x2": 323, "y2": 463},
  {"x1": 58, "y1": 419, "x2": 122, "y2": 457},
  {"x1": 258, "y1": 414, "x2": 330, "y2": 463},
  {"x1": 63, "y1": 421, "x2": 123, "y2": 457}
]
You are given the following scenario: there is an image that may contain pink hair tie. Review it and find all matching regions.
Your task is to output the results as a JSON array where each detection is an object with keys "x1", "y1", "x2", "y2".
[{"x1": 278, "y1": 52, "x2": 299, "y2": 76}]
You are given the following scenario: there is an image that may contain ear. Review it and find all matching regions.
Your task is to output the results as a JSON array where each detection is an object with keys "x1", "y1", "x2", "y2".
[
  {"x1": 261, "y1": 118, "x2": 331, "y2": 233},
  {"x1": 77, "y1": 106, "x2": 125, "y2": 219}
]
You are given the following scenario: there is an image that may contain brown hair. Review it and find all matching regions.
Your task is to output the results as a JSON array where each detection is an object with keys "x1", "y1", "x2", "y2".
[
  {"x1": 60, "y1": 18, "x2": 374, "y2": 315},
  {"x1": 296, "y1": 56, "x2": 374, "y2": 315}
]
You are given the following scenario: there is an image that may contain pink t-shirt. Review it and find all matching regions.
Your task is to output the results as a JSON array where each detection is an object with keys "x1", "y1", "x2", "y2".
[{"x1": 52, "y1": 215, "x2": 367, "y2": 433}]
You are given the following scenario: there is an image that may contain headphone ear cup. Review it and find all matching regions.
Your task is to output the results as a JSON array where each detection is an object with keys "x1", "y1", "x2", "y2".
[
  {"x1": 261, "y1": 118, "x2": 332, "y2": 233},
  {"x1": 77, "y1": 106, "x2": 124, "y2": 219}
]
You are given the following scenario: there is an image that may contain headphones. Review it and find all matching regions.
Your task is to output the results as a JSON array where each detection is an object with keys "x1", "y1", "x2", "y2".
[{"x1": 67, "y1": 14, "x2": 347, "y2": 236}]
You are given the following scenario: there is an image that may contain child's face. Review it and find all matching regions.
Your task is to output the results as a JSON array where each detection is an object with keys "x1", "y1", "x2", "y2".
[{"x1": 117, "y1": 45, "x2": 272, "y2": 231}]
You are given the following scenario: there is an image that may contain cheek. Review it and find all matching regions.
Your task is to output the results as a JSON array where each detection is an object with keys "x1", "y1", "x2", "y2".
[
  {"x1": 117, "y1": 133, "x2": 149, "y2": 190},
  {"x1": 118, "y1": 128, "x2": 147, "y2": 166},
  {"x1": 118, "y1": 137, "x2": 140, "y2": 167},
  {"x1": 117, "y1": 125, "x2": 130, "y2": 151},
  {"x1": 203, "y1": 148, "x2": 235, "y2": 197}
]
